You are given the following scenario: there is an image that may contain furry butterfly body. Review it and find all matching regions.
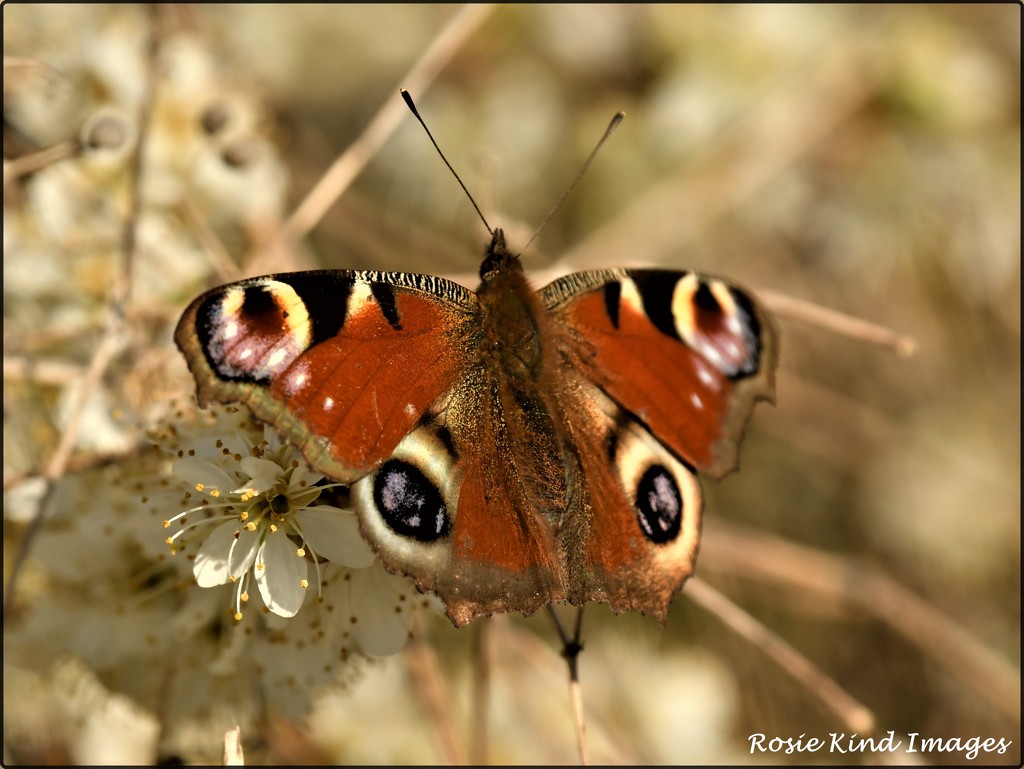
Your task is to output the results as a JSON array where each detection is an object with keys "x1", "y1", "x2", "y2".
[{"x1": 175, "y1": 229, "x2": 777, "y2": 626}]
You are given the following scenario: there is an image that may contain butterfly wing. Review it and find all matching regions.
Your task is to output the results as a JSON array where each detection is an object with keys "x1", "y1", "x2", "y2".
[
  {"x1": 174, "y1": 270, "x2": 478, "y2": 482},
  {"x1": 542, "y1": 268, "x2": 777, "y2": 478},
  {"x1": 542, "y1": 268, "x2": 777, "y2": 619},
  {"x1": 349, "y1": 397, "x2": 566, "y2": 627}
]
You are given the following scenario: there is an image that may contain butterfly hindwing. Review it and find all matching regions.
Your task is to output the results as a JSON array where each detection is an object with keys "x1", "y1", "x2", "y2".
[
  {"x1": 350, "y1": 403, "x2": 566, "y2": 627},
  {"x1": 551, "y1": 382, "x2": 703, "y2": 620}
]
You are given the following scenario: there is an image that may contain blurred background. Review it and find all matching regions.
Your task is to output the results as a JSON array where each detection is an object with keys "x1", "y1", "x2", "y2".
[{"x1": 4, "y1": 4, "x2": 1019, "y2": 765}]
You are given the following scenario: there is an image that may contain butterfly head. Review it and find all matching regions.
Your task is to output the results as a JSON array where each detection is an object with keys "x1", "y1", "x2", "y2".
[{"x1": 478, "y1": 228, "x2": 523, "y2": 283}]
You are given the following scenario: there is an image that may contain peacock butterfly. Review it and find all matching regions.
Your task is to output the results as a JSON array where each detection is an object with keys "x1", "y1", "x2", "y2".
[{"x1": 174, "y1": 225, "x2": 777, "y2": 627}]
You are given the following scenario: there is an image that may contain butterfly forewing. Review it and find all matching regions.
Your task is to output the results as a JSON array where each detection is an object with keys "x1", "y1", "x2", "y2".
[
  {"x1": 174, "y1": 270, "x2": 477, "y2": 482},
  {"x1": 542, "y1": 268, "x2": 777, "y2": 479}
]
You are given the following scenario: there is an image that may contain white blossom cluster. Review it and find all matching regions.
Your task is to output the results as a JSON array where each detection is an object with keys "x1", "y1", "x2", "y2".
[{"x1": 3, "y1": 7, "x2": 427, "y2": 763}]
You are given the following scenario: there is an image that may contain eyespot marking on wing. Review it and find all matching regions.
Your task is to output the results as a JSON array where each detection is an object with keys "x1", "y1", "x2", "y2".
[{"x1": 197, "y1": 279, "x2": 313, "y2": 384}]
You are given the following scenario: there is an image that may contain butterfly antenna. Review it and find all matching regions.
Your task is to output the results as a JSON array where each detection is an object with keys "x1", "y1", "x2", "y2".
[
  {"x1": 524, "y1": 111, "x2": 625, "y2": 253},
  {"x1": 401, "y1": 89, "x2": 492, "y2": 235}
]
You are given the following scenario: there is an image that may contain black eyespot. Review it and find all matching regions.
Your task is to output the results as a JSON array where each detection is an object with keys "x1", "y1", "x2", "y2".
[
  {"x1": 635, "y1": 464, "x2": 682, "y2": 544},
  {"x1": 241, "y1": 284, "x2": 279, "y2": 317},
  {"x1": 373, "y1": 459, "x2": 450, "y2": 542}
]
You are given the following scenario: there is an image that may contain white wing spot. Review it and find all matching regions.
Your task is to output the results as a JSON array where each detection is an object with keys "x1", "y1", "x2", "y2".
[
  {"x1": 281, "y1": 359, "x2": 311, "y2": 396},
  {"x1": 267, "y1": 348, "x2": 288, "y2": 369},
  {"x1": 701, "y1": 344, "x2": 724, "y2": 369},
  {"x1": 323, "y1": 396, "x2": 335, "y2": 411},
  {"x1": 404, "y1": 403, "x2": 416, "y2": 417},
  {"x1": 690, "y1": 392, "x2": 704, "y2": 411},
  {"x1": 223, "y1": 321, "x2": 239, "y2": 340},
  {"x1": 695, "y1": 359, "x2": 717, "y2": 388},
  {"x1": 239, "y1": 348, "x2": 252, "y2": 360}
]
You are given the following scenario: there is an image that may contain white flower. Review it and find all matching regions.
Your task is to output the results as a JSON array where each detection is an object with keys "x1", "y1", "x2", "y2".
[
  {"x1": 319, "y1": 561, "x2": 418, "y2": 658},
  {"x1": 162, "y1": 411, "x2": 374, "y2": 620}
]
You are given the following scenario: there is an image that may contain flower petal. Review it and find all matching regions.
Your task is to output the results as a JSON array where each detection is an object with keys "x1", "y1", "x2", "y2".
[
  {"x1": 171, "y1": 584, "x2": 225, "y2": 641},
  {"x1": 349, "y1": 562, "x2": 414, "y2": 656},
  {"x1": 255, "y1": 531, "x2": 308, "y2": 618},
  {"x1": 172, "y1": 458, "x2": 236, "y2": 496},
  {"x1": 294, "y1": 506, "x2": 375, "y2": 568},
  {"x1": 227, "y1": 525, "x2": 260, "y2": 579},
  {"x1": 289, "y1": 464, "x2": 324, "y2": 490},
  {"x1": 194, "y1": 520, "x2": 246, "y2": 587},
  {"x1": 262, "y1": 424, "x2": 284, "y2": 450},
  {"x1": 237, "y1": 457, "x2": 284, "y2": 492}
]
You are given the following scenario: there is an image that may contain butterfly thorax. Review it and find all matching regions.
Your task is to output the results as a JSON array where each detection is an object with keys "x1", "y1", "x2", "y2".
[
  {"x1": 476, "y1": 229, "x2": 545, "y2": 383},
  {"x1": 471, "y1": 230, "x2": 577, "y2": 542}
]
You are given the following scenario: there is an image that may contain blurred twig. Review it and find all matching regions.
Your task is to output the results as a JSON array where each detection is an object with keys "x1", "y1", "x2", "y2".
[
  {"x1": 2, "y1": 444, "x2": 153, "y2": 494},
  {"x1": 3, "y1": 140, "x2": 79, "y2": 187},
  {"x1": 283, "y1": 4, "x2": 495, "y2": 243},
  {"x1": 685, "y1": 576, "x2": 878, "y2": 735},
  {"x1": 179, "y1": 197, "x2": 241, "y2": 284},
  {"x1": 494, "y1": 616, "x2": 641, "y2": 764},
  {"x1": 761, "y1": 290, "x2": 917, "y2": 357},
  {"x1": 3, "y1": 319, "x2": 106, "y2": 355},
  {"x1": 405, "y1": 630, "x2": 467, "y2": 764},
  {"x1": 701, "y1": 518, "x2": 1021, "y2": 724},
  {"x1": 547, "y1": 606, "x2": 590, "y2": 765},
  {"x1": 469, "y1": 619, "x2": 491, "y2": 765},
  {"x1": 3, "y1": 355, "x2": 87, "y2": 386},
  {"x1": 2, "y1": 331, "x2": 124, "y2": 622}
]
